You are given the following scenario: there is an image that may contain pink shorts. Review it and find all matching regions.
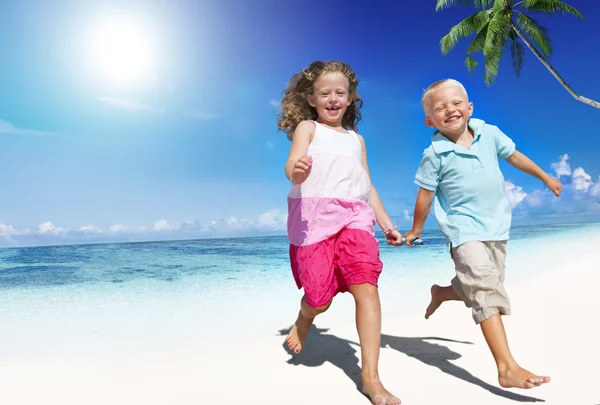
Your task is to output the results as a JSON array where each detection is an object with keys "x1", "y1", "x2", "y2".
[{"x1": 289, "y1": 228, "x2": 383, "y2": 308}]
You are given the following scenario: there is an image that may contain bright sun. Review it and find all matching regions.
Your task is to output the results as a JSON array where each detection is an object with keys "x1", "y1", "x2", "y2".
[{"x1": 85, "y1": 14, "x2": 156, "y2": 86}]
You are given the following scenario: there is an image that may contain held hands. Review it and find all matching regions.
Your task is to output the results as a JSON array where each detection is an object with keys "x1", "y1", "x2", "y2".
[
  {"x1": 403, "y1": 230, "x2": 421, "y2": 247},
  {"x1": 384, "y1": 228, "x2": 403, "y2": 246},
  {"x1": 545, "y1": 176, "x2": 562, "y2": 197},
  {"x1": 292, "y1": 155, "x2": 312, "y2": 184}
]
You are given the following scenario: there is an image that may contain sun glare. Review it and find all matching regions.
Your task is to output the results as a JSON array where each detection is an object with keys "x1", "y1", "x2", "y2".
[{"x1": 84, "y1": 13, "x2": 156, "y2": 86}]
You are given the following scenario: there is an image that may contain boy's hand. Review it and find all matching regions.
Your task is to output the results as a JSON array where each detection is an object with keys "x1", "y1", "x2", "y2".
[
  {"x1": 403, "y1": 230, "x2": 421, "y2": 247},
  {"x1": 545, "y1": 176, "x2": 562, "y2": 197},
  {"x1": 386, "y1": 229, "x2": 403, "y2": 246},
  {"x1": 292, "y1": 155, "x2": 312, "y2": 184}
]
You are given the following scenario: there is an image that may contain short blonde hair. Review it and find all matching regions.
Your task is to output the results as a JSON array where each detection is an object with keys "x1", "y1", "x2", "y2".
[{"x1": 421, "y1": 79, "x2": 469, "y2": 112}]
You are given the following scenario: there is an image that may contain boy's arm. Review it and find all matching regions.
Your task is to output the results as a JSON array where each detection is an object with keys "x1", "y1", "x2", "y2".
[
  {"x1": 505, "y1": 151, "x2": 562, "y2": 197},
  {"x1": 404, "y1": 187, "x2": 435, "y2": 246},
  {"x1": 357, "y1": 135, "x2": 403, "y2": 246}
]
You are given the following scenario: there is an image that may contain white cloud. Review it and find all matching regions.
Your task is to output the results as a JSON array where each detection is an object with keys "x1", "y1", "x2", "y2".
[
  {"x1": 403, "y1": 209, "x2": 413, "y2": 222},
  {"x1": 256, "y1": 209, "x2": 287, "y2": 231},
  {"x1": 38, "y1": 221, "x2": 65, "y2": 235},
  {"x1": 571, "y1": 167, "x2": 593, "y2": 192},
  {"x1": 551, "y1": 153, "x2": 571, "y2": 178},
  {"x1": 0, "y1": 119, "x2": 55, "y2": 137},
  {"x1": 153, "y1": 219, "x2": 176, "y2": 232},
  {"x1": 109, "y1": 224, "x2": 147, "y2": 233},
  {"x1": 505, "y1": 181, "x2": 527, "y2": 208},
  {"x1": 590, "y1": 177, "x2": 600, "y2": 197},
  {"x1": 524, "y1": 189, "x2": 548, "y2": 208},
  {"x1": 78, "y1": 225, "x2": 102, "y2": 234},
  {"x1": 0, "y1": 223, "x2": 15, "y2": 237},
  {"x1": 97, "y1": 97, "x2": 160, "y2": 113}
]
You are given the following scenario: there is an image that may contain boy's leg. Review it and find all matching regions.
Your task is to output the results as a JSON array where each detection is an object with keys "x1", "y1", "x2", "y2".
[
  {"x1": 286, "y1": 296, "x2": 332, "y2": 353},
  {"x1": 481, "y1": 313, "x2": 550, "y2": 388},
  {"x1": 424, "y1": 284, "x2": 462, "y2": 319},
  {"x1": 349, "y1": 283, "x2": 400, "y2": 405},
  {"x1": 458, "y1": 241, "x2": 550, "y2": 389}
]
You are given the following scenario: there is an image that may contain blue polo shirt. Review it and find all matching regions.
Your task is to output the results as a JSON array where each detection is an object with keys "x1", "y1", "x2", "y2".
[{"x1": 415, "y1": 118, "x2": 516, "y2": 247}]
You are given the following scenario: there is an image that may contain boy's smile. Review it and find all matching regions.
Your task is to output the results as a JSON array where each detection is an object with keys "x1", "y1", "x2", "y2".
[{"x1": 424, "y1": 83, "x2": 473, "y2": 138}]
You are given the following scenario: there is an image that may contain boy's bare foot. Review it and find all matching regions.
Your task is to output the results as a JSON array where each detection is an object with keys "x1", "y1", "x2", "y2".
[
  {"x1": 425, "y1": 284, "x2": 443, "y2": 319},
  {"x1": 285, "y1": 311, "x2": 313, "y2": 354},
  {"x1": 362, "y1": 377, "x2": 401, "y2": 405},
  {"x1": 499, "y1": 366, "x2": 551, "y2": 389}
]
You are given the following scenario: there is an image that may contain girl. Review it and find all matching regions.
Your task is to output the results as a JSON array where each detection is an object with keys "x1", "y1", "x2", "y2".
[{"x1": 278, "y1": 60, "x2": 402, "y2": 405}]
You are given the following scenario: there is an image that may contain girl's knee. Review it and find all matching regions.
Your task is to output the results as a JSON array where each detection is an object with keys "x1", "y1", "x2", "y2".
[{"x1": 302, "y1": 297, "x2": 332, "y2": 316}]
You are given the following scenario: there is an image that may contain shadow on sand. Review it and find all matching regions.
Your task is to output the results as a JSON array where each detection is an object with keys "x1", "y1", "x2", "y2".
[{"x1": 278, "y1": 325, "x2": 544, "y2": 403}]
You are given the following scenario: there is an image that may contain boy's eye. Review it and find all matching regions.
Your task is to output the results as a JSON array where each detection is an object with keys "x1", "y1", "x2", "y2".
[{"x1": 454, "y1": 101, "x2": 462, "y2": 105}]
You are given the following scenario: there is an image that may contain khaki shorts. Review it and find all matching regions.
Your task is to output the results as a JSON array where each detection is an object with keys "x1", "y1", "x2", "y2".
[{"x1": 451, "y1": 240, "x2": 511, "y2": 324}]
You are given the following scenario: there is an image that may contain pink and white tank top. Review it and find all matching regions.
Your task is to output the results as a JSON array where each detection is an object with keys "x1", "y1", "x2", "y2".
[{"x1": 287, "y1": 121, "x2": 377, "y2": 246}]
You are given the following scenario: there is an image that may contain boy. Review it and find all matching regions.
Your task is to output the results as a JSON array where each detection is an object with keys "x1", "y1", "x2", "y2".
[{"x1": 404, "y1": 79, "x2": 561, "y2": 389}]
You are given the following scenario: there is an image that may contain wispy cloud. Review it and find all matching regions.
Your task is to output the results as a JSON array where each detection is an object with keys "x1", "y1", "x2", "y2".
[
  {"x1": 269, "y1": 99, "x2": 281, "y2": 108},
  {"x1": 0, "y1": 209, "x2": 288, "y2": 247},
  {"x1": 97, "y1": 97, "x2": 161, "y2": 113},
  {"x1": 0, "y1": 119, "x2": 55, "y2": 136},
  {"x1": 505, "y1": 181, "x2": 527, "y2": 209}
]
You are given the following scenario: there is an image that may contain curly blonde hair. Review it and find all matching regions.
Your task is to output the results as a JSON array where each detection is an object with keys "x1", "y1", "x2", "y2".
[{"x1": 277, "y1": 60, "x2": 363, "y2": 140}]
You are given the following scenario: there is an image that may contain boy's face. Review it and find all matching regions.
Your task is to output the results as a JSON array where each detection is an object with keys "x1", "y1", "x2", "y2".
[
  {"x1": 423, "y1": 84, "x2": 473, "y2": 135},
  {"x1": 307, "y1": 72, "x2": 353, "y2": 126}
]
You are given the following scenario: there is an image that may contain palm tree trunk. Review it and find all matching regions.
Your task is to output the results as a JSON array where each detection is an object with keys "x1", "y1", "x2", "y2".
[{"x1": 511, "y1": 21, "x2": 600, "y2": 109}]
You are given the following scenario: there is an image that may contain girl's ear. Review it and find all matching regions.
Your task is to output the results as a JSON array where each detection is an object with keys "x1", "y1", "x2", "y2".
[
  {"x1": 306, "y1": 93, "x2": 316, "y2": 107},
  {"x1": 348, "y1": 93, "x2": 354, "y2": 106}
]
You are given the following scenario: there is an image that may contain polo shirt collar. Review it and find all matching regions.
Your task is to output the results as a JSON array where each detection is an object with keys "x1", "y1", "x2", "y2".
[{"x1": 431, "y1": 118, "x2": 486, "y2": 154}]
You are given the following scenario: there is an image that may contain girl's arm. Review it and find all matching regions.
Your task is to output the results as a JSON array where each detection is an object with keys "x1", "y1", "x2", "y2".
[
  {"x1": 284, "y1": 121, "x2": 315, "y2": 184},
  {"x1": 358, "y1": 135, "x2": 403, "y2": 246},
  {"x1": 505, "y1": 150, "x2": 562, "y2": 197}
]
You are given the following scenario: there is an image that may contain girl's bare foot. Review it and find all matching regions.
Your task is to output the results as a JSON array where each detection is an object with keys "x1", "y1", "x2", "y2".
[
  {"x1": 425, "y1": 284, "x2": 443, "y2": 319},
  {"x1": 499, "y1": 366, "x2": 551, "y2": 389},
  {"x1": 362, "y1": 377, "x2": 401, "y2": 405},
  {"x1": 285, "y1": 311, "x2": 313, "y2": 354}
]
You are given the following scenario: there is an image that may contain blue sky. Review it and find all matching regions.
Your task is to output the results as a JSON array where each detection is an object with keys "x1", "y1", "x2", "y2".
[{"x1": 1, "y1": 0, "x2": 599, "y2": 247}]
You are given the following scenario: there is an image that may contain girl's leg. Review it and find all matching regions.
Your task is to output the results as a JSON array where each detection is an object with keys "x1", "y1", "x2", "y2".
[
  {"x1": 349, "y1": 283, "x2": 400, "y2": 405},
  {"x1": 286, "y1": 296, "x2": 332, "y2": 353}
]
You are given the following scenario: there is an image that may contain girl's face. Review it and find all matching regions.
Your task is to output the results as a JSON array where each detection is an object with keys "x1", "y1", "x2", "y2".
[{"x1": 307, "y1": 72, "x2": 352, "y2": 127}]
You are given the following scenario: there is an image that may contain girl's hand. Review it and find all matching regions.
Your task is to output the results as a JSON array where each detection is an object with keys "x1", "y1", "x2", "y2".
[
  {"x1": 386, "y1": 229, "x2": 403, "y2": 246},
  {"x1": 545, "y1": 176, "x2": 562, "y2": 197},
  {"x1": 292, "y1": 155, "x2": 312, "y2": 184}
]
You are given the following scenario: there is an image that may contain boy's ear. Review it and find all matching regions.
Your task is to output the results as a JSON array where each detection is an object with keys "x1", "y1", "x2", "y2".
[
  {"x1": 424, "y1": 116, "x2": 436, "y2": 129},
  {"x1": 468, "y1": 101, "x2": 474, "y2": 117},
  {"x1": 306, "y1": 94, "x2": 316, "y2": 107}
]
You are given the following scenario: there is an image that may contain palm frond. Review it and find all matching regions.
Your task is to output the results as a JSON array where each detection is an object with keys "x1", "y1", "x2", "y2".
[
  {"x1": 436, "y1": 0, "x2": 494, "y2": 11},
  {"x1": 522, "y1": 0, "x2": 584, "y2": 18},
  {"x1": 440, "y1": 10, "x2": 492, "y2": 55},
  {"x1": 516, "y1": 13, "x2": 552, "y2": 57},
  {"x1": 510, "y1": 39, "x2": 526, "y2": 77},
  {"x1": 483, "y1": 11, "x2": 511, "y2": 58},
  {"x1": 484, "y1": 53, "x2": 502, "y2": 84},
  {"x1": 467, "y1": 22, "x2": 489, "y2": 55},
  {"x1": 465, "y1": 55, "x2": 479, "y2": 72}
]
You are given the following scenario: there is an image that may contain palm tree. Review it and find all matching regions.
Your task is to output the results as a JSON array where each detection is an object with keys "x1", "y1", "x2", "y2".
[{"x1": 437, "y1": 0, "x2": 599, "y2": 109}]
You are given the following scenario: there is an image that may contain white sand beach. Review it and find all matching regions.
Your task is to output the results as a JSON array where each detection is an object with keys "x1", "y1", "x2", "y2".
[{"x1": 0, "y1": 229, "x2": 598, "y2": 405}]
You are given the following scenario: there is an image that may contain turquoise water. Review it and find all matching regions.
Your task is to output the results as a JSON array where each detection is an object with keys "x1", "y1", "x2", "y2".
[{"x1": 1, "y1": 222, "x2": 597, "y2": 292}]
